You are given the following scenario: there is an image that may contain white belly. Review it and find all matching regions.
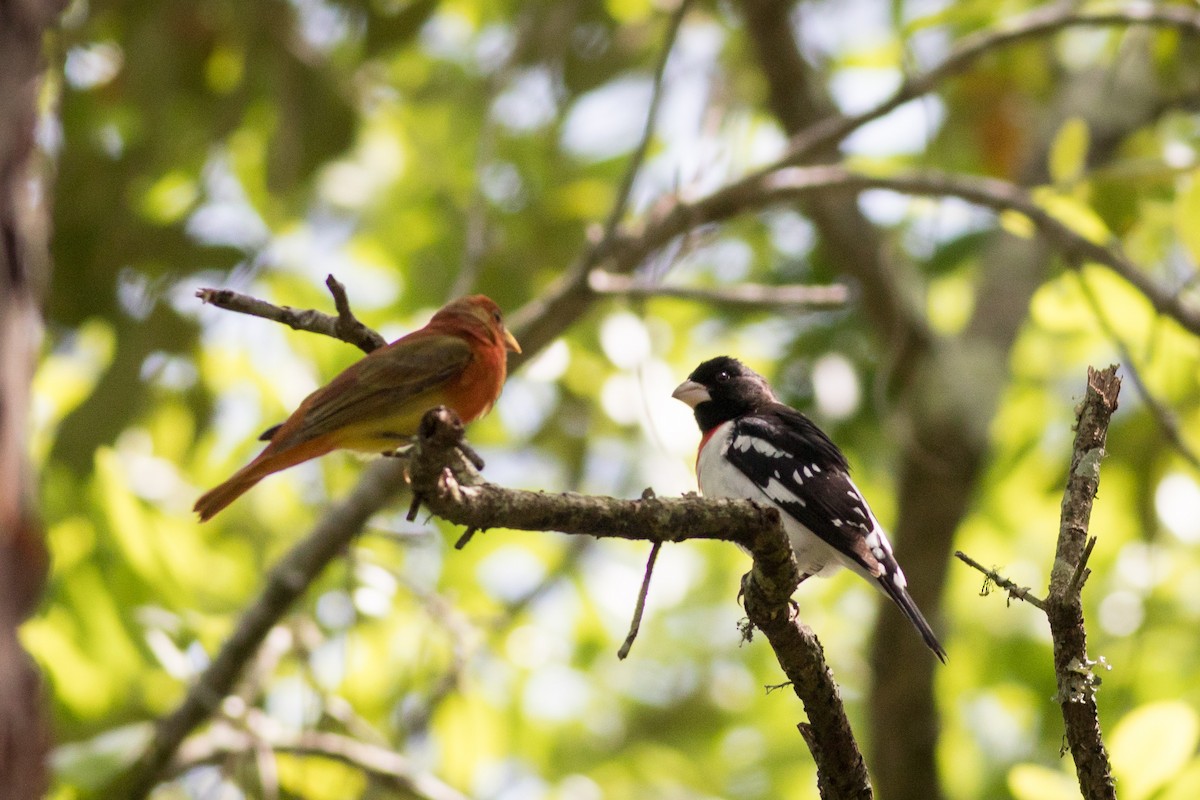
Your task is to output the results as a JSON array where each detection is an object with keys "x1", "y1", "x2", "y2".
[{"x1": 697, "y1": 421, "x2": 844, "y2": 579}]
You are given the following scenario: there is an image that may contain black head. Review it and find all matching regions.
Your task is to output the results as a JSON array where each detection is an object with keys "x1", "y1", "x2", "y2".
[{"x1": 672, "y1": 356, "x2": 778, "y2": 431}]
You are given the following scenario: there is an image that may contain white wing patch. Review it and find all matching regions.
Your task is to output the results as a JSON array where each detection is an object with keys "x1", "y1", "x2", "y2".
[
  {"x1": 765, "y1": 478, "x2": 807, "y2": 507},
  {"x1": 732, "y1": 435, "x2": 789, "y2": 458}
]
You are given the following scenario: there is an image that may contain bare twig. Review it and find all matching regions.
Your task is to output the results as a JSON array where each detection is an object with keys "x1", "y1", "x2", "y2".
[
  {"x1": 618, "y1": 541, "x2": 661, "y2": 660},
  {"x1": 954, "y1": 551, "x2": 1046, "y2": 611},
  {"x1": 1047, "y1": 366, "x2": 1121, "y2": 800},
  {"x1": 588, "y1": 270, "x2": 850, "y2": 310},
  {"x1": 593, "y1": 0, "x2": 694, "y2": 262},
  {"x1": 197, "y1": 274, "x2": 387, "y2": 353}
]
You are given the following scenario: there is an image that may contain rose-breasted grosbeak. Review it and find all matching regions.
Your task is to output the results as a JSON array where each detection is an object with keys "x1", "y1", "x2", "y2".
[{"x1": 673, "y1": 356, "x2": 947, "y2": 662}]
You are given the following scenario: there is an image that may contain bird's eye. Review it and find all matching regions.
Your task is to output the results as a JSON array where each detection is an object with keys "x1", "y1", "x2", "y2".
[
  {"x1": 492, "y1": 309, "x2": 503, "y2": 323},
  {"x1": 715, "y1": 371, "x2": 730, "y2": 383}
]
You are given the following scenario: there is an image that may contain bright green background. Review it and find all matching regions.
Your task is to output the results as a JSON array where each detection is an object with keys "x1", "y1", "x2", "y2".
[{"x1": 29, "y1": 0, "x2": 1200, "y2": 798}]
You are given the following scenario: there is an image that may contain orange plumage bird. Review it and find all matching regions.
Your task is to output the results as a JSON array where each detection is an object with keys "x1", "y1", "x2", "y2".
[{"x1": 194, "y1": 295, "x2": 521, "y2": 521}]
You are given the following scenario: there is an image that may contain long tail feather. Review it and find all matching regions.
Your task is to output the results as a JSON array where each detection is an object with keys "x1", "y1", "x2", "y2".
[
  {"x1": 877, "y1": 577, "x2": 948, "y2": 663},
  {"x1": 194, "y1": 438, "x2": 335, "y2": 521}
]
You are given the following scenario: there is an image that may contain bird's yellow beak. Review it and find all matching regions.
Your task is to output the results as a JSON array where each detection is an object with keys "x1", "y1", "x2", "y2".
[
  {"x1": 503, "y1": 328, "x2": 522, "y2": 354},
  {"x1": 671, "y1": 379, "x2": 709, "y2": 408}
]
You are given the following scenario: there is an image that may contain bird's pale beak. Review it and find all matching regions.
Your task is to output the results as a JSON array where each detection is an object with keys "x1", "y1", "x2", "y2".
[
  {"x1": 503, "y1": 328, "x2": 522, "y2": 354},
  {"x1": 671, "y1": 379, "x2": 710, "y2": 408}
]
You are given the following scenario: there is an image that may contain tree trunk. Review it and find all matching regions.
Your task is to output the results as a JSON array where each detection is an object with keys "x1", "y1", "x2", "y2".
[{"x1": 0, "y1": 1, "x2": 65, "y2": 796}]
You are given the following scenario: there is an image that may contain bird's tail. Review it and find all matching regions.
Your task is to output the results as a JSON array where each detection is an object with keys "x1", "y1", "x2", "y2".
[
  {"x1": 194, "y1": 437, "x2": 335, "y2": 522},
  {"x1": 877, "y1": 577, "x2": 948, "y2": 663}
]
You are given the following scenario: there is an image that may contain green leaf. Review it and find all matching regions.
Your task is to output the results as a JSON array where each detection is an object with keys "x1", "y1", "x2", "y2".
[
  {"x1": 1049, "y1": 117, "x2": 1090, "y2": 185},
  {"x1": 1111, "y1": 700, "x2": 1200, "y2": 800}
]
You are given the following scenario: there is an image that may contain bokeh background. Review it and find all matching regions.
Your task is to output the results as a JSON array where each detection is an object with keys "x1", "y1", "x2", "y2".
[{"x1": 25, "y1": 0, "x2": 1200, "y2": 798}]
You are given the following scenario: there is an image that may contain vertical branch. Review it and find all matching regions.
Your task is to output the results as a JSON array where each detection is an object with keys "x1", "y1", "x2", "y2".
[{"x1": 1047, "y1": 366, "x2": 1120, "y2": 800}]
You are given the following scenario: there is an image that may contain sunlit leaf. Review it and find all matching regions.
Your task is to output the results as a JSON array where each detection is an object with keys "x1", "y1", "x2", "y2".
[
  {"x1": 1008, "y1": 763, "x2": 1081, "y2": 800},
  {"x1": 1111, "y1": 700, "x2": 1200, "y2": 800},
  {"x1": 1174, "y1": 170, "x2": 1200, "y2": 266},
  {"x1": 1049, "y1": 117, "x2": 1090, "y2": 186}
]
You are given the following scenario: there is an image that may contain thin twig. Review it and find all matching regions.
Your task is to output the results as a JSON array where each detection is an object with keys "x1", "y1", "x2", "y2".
[
  {"x1": 1067, "y1": 536, "x2": 1097, "y2": 598},
  {"x1": 196, "y1": 274, "x2": 387, "y2": 353},
  {"x1": 591, "y1": 0, "x2": 694, "y2": 264},
  {"x1": 618, "y1": 541, "x2": 662, "y2": 660},
  {"x1": 954, "y1": 551, "x2": 1046, "y2": 611},
  {"x1": 325, "y1": 275, "x2": 388, "y2": 352},
  {"x1": 588, "y1": 270, "x2": 850, "y2": 310},
  {"x1": 453, "y1": 527, "x2": 478, "y2": 550},
  {"x1": 448, "y1": 13, "x2": 538, "y2": 299}
]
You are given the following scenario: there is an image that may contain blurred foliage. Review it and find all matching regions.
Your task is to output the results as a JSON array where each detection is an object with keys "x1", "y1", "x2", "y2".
[{"x1": 26, "y1": 0, "x2": 1200, "y2": 798}]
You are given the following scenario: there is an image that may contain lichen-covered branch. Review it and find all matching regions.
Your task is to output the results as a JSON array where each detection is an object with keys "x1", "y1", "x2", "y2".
[
  {"x1": 954, "y1": 550, "x2": 1046, "y2": 611},
  {"x1": 0, "y1": 1, "x2": 65, "y2": 796},
  {"x1": 1047, "y1": 366, "x2": 1121, "y2": 800},
  {"x1": 408, "y1": 407, "x2": 873, "y2": 800}
]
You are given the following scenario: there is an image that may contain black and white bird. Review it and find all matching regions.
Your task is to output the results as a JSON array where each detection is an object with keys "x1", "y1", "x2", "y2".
[{"x1": 672, "y1": 356, "x2": 946, "y2": 662}]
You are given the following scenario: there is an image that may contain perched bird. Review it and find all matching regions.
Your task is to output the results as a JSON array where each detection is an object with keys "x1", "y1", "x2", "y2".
[
  {"x1": 195, "y1": 295, "x2": 521, "y2": 521},
  {"x1": 672, "y1": 356, "x2": 946, "y2": 661}
]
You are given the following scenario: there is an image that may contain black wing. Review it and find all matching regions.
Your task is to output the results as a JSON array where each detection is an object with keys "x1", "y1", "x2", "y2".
[
  {"x1": 723, "y1": 405, "x2": 881, "y2": 570},
  {"x1": 724, "y1": 404, "x2": 947, "y2": 661}
]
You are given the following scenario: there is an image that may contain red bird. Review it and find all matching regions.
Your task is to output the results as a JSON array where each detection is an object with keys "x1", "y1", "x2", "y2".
[{"x1": 195, "y1": 295, "x2": 521, "y2": 521}]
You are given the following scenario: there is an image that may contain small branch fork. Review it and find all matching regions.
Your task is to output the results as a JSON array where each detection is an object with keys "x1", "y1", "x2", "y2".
[
  {"x1": 956, "y1": 366, "x2": 1120, "y2": 800},
  {"x1": 197, "y1": 274, "x2": 387, "y2": 354}
]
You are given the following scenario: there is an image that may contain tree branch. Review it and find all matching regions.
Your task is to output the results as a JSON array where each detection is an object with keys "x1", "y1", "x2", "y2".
[
  {"x1": 173, "y1": 714, "x2": 469, "y2": 800},
  {"x1": 197, "y1": 274, "x2": 387, "y2": 354},
  {"x1": 593, "y1": 0, "x2": 693, "y2": 262},
  {"x1": 775, "y1": 4, "x2": 1200, "y2": 169},
  {"x1": 114, "y1": 458, "x2": 410, "y2": 800},
  {"x1": 0, "y1": 1, "x2": 64, "y2": 796},
  {"x1": 407, "y1": 407, "x2": 872, "y2": 800},
  {"x1": 120, "y1": 399, "x2": 874, "y2": 799},
  {"x1": 606, "y1": 165, "x2": 1200, "y2": 337},
  {"x1": 1047, "y1": 365, "x2": 1121, "y2": 800},
  {"x1": 587, "y1": 269, "x2": 850, "y2": 310}
]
